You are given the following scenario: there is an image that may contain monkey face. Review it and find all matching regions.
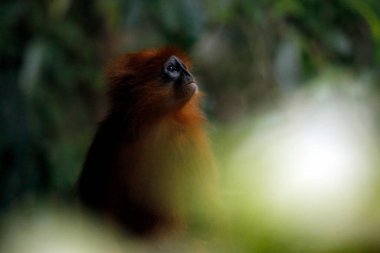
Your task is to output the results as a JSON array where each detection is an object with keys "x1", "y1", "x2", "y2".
[
  {"x1": 107, "y1": 47, "x2": 199, "y2": 115},
  {"x1": 163, "y1": 56, "x2": 198, "y2": 102}
]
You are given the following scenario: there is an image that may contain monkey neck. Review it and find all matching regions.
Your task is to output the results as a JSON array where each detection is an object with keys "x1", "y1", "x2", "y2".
[{"x1": 107, "y1": 98, "x2": 205, "y2": 141}]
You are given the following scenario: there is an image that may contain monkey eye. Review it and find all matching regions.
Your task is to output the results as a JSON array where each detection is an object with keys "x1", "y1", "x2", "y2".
[
  {"x1": 164, "y1": 56, "x2": 182, "y2": 80},
  {"x1": 166, "y1": 64, "x2": 178, "y2": 73}
]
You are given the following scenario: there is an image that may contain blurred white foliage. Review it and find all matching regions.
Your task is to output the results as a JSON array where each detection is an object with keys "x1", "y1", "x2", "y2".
[
  {"x1": 0, "y1": 206, "x2": 220, "y2": 253},
  {"x1": 0, "y1": 207, "x2": 134, "y2": 253},
  {"x1": 228, "y1": 70, "x2": 378, "y2": 243}
]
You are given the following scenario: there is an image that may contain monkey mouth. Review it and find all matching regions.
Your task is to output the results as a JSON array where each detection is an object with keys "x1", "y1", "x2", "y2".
[
  {"x1": 176, "y1": 82, "x2": 198, "y2": 101},
  {"x1": 185, "y1": 82, "x2": 198, "y2": 94}
]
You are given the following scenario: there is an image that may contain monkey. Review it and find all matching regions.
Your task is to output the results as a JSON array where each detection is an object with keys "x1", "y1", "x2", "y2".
[{"x1": 77, "y1": 47, "x2": 219, "y2": 237}]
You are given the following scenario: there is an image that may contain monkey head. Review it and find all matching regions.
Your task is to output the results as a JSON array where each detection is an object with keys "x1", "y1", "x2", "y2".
[{"x1": 107, "y1": 47, "x2": 199, "y2": 117}]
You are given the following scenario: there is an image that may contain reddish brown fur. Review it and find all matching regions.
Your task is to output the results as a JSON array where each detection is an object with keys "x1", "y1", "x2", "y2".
[{"x1": 78, "y1": 47, "x2": 218, "y2": 237}]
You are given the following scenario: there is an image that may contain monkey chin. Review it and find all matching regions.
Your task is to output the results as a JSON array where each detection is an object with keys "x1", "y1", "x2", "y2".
[{"x1": 175, "y1": 82, "x2": 198, "y2": 105}]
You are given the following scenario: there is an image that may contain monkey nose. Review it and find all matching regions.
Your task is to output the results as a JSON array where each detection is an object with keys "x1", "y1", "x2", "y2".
[{"x1": 183, "y1": 72, "x2": 195, "y2": 85}]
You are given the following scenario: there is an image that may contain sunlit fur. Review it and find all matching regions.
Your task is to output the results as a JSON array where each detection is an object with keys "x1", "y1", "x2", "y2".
[{"x1": 78, "y1": 47, "x2": 218, "y2": 237}]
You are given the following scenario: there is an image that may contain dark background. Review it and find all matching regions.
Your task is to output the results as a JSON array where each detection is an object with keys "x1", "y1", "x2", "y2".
[{"x1": 1, "y1": 1, "x2": 380, "y2": 252}]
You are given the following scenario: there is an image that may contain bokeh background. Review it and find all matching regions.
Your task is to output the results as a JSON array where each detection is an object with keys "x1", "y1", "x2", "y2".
[{"x1": 1, "y1": 0, "x2": 380, "y2": 252}]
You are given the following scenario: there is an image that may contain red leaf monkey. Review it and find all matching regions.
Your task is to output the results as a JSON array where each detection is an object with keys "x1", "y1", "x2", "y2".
[{"x1": 77, "y1": 47, "x2": 219, "y2": 237}]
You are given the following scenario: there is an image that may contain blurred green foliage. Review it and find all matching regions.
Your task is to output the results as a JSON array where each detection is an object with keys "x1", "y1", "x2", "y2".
[{"x1": 1, "y1": 0, "x2": 380, "y2": 251}]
